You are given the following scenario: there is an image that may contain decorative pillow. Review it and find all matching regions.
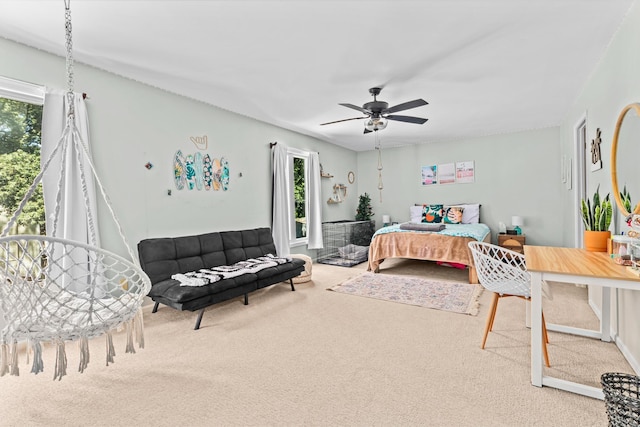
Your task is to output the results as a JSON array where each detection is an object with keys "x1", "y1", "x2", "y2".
[
  {"x1": 443, "y1": 206, "x2": 464, "y2": 224},
  {"x1": 421, "y1": 204, "x2": 444, "y2": 223},
  {"x1": 409, "y1": 206, "x2": 423, "y2": 223},
  {"x1": 460, "y1": 203, "x2": 480, "y2": 224},
  {"x1": 444, "y1": 203, "x2": 480, "y2": 224}
]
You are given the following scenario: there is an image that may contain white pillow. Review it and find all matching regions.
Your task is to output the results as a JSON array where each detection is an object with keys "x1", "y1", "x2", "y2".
[
  {"x1": 451, "y1": 203, "x2": 480, "y2": 224},
  {"x1": 409, "y1": 206, "x2": 423, "y2": 223}
]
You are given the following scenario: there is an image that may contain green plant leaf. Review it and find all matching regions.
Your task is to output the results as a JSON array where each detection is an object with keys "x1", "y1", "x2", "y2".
[
  {"x1": 581, "y1": 199, "x2": 590, "y2": 230},
  {"x1": 603, "y1": 197, "x2": 612, "y2": 230},
  {"x1": 594, "y1": 205, "x2": 602, "y2": 231}
]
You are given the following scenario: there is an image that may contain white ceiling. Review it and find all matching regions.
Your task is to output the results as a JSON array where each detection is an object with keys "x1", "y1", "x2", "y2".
[{"x1": 0, "y1": 0, "x2": 634, "y2": 151}]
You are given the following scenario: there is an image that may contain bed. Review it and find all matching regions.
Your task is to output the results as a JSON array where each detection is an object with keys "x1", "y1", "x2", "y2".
[{"x1": 367, "y1": 204, "x2": 491, "y2": 284}]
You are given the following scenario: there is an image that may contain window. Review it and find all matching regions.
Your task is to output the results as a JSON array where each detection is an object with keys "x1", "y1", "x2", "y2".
[
  {"x1": 288, "y1": 148, "x2": 309, "y2": 246},
  {"x1": 0, "y1": 76, "x2": 45, "y2": 236}
]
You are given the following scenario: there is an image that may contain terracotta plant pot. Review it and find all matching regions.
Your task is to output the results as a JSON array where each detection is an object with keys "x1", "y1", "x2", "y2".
[{"x1": 584, "y1": 230, "x2": 611, "y2": 252}]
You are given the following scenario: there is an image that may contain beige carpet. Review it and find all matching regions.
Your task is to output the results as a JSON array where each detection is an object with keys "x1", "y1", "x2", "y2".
[{"x1": 0, "y1": 258, "x2": 634, "y2": 426}]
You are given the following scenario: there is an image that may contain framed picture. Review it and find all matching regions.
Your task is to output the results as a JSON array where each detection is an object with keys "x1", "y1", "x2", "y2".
[
  {"x1": 455, "y1": 161, "x2": 475, "y2": 183},
  {"x1": 421, "y1": 165, "x2": 437, "y2": 185},
  {"x1": 438, "y1": 162, "x2": 455, "y2": 184}
]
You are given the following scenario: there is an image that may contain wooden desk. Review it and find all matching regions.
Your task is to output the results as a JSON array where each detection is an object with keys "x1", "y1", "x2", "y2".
[{"x1": 524, "y1": 245, "x2": 640, "y2": 400}]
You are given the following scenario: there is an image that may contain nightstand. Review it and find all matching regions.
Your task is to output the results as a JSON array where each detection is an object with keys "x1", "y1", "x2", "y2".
[{"x1": 498, "y1": 234, "x2": 526, "y2": 253}]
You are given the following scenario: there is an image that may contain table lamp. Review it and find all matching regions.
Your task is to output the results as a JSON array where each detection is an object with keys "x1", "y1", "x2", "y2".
[{"x1": 512, "y1": 216, "x2": 523, "y2": 235}]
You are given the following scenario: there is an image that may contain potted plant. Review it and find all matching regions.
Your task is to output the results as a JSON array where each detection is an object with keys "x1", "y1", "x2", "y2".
[{"x1": 580, "y1": 185, "x2": 612, "y2": 252}]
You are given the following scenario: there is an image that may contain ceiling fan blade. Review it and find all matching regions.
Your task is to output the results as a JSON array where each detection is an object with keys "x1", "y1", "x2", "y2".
[
  {"x1": 363, "y1": 128, "x2": 373, "y2": 134},
  {"x1": 384, "y1": 99, "x2": 428, "y2": 114},
  {"x1": 339, "y1": 103, "x2": 372, "y2": 115},
  {"x1": 320, "y1": 116, "x2": 366, "y2": 126},
  {"x1": 385, "y1": 115, "x2": 428, "y2": 125}
]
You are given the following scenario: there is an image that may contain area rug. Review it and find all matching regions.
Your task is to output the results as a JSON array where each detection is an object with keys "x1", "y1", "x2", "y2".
[{"x1": 328, "y1": 272, "x2": 482, "y2": 315}]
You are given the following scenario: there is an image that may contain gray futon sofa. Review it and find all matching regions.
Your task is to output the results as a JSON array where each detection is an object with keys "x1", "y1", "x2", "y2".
[{"x1": 137, "y1": 227, "x2": 305, "y2": 329}]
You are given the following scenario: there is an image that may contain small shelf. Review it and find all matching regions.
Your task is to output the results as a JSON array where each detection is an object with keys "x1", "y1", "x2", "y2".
[{"x1": 320, "y1": 172, "x2": 333, "y2": 178}]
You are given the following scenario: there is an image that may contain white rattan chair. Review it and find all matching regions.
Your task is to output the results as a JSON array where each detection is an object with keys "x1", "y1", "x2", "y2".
[{"x1": 468, "y1": 241, "x2": 550, "y2": 367}]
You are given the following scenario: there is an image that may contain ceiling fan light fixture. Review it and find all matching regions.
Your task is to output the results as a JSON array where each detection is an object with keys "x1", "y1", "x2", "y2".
[{"x1": 364, "y1": 117, "x2": 388, "y2": 132}]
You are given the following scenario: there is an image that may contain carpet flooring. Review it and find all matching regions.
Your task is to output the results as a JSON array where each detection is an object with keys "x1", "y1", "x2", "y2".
[
  {"x1": 329, "y1": 271, "x2": 482, "y2": 315},
  {"x1": 0, "y1": 258, "x2": 635, "y2": 426}
]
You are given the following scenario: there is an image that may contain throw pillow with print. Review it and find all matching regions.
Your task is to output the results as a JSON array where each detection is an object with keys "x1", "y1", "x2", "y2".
[
  {"x1": 444, "y1": 206, "x2": 464, "y2": 224},
  {"x1": 422, "y1": 204, "x2": 444, "y2": 223}
]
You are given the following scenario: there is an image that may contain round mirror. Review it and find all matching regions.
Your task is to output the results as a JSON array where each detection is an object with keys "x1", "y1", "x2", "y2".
[{"x1": 611, "y1": 103, "x2": 640, "y2": 219}]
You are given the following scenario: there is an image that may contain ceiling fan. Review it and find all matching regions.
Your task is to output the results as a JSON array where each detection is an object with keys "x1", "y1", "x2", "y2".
[{"x1": 320, "y1": 87, "x2": 428, "y2": 134}]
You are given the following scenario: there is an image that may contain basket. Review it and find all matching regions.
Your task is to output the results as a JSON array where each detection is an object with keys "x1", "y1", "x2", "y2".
[{"x1": 602, "y1": 372, "x2": 640, "y2": 426}]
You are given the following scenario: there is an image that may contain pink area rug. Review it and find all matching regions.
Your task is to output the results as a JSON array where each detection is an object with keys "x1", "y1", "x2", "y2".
[{"x1": 329, "y1": 272, "x2": 482, "y2": 315}]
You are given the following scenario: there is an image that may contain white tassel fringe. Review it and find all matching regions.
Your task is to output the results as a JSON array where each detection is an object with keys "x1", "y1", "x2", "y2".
[
  {"x1": 53, "y1": 340, "x2": 67, "y2": 381},
  {"x1": 134, "y1": 309, "x2": 145, "y2": 349},
  {"x1": 78, "y1": 337, "x2": 90, "y2": 373},
  {"x1": 125, "y1": 319, "x2": 135, "y2": 354},
  {"x1": 106, "y1": 332, "x2": 115, "y2": 366},
  {"x1": 9, "y1": 341, "x2": 19, "y2": 376},
  {"x1": 0, "y1": 342, "x2": 9, "y2": 377},
  {"x1": 31, "y1": 341, "x2": 43, "y2": 375}
]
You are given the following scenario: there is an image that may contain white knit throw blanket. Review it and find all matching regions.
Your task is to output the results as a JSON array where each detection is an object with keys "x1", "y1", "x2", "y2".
[{"x1": 172, "y1": 254, "x2": 291, "y2": 287}]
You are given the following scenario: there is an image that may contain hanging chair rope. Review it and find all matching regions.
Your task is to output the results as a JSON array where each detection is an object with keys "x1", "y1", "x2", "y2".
[{"x1": 0, "y1": 0, "x2": 150, "y2": 380}]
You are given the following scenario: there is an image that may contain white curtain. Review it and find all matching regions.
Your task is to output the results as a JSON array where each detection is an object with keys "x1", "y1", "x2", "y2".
[
  {"x1": 42, "y1": 90, "x2": 100, "y2": 294},
  {"x1": 307, "y1": 152, "x2": 323, "y2": 249},
  {"x1": 271, "y1": 143, "x2": 290, "y2": 257},
  {"x1": 41, "y1": 89, "x2": 100, "y2": 246}
]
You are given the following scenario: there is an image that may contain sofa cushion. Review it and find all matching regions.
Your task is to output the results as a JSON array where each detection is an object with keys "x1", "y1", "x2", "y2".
[
  {"x1": 138, "y1": 237, "x2": 180, "y2": 284},
  {"x1": 222, "y1": 228, "x2": 277, "y2": 264},
  {"x1": 199, "y1": 232, "x2": 227, "y2": 267},
  {"x1": 149, "y1": 273, "x2": 258, "y2": 304},
  {"x1": 255, "y1": 258, "x2": 305, "y2": 288}
]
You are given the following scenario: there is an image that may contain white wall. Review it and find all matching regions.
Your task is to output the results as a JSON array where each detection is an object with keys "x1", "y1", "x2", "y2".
[
  {"x1": 0, "y1": 36, "x2": 359, "y2": 260},
  {"x1": 355, "y1": 127, "x2": 564, "y2": 247},
  {"x1": 558, "y1": 1, "x2": 640, "y2": 371}
]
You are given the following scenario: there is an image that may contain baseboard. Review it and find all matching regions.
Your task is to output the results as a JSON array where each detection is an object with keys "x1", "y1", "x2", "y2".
[
  {"x1": 613, "y1": 333, "x2": 640, "y2": 375},
  {"x1": 589, "y1": 295, "x2": 639, "y2": 375},
  {"x1": 588, "y1": 298, "x2": 602, "y2": 321}
]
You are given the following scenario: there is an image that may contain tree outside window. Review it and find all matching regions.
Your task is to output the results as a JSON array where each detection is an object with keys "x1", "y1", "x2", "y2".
[
  {"x1": 0, "y1": 97, "x2": 45, "y2": 235},
  {"x1": 293, "y1": 156, "x2": 307, "y2": 239}
]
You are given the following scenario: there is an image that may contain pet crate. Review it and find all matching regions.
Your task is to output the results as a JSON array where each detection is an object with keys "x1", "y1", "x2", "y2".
[{"x1": 317, "y1": 220, "x2": 375, "y2": 267}]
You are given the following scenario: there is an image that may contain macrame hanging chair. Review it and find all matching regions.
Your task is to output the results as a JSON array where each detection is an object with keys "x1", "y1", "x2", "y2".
[{"x1": 0, "y1": 0, "x2": 151, "y2": 380}]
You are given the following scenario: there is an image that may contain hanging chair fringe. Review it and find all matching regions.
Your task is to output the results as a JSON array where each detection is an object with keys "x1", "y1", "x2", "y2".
[
  {"x1": 30, "y1": 341, "x2": 44, "y2": 375},
  {"x1": 125, "y1": 319, "x2": 135, "y2": 354},
  {"x1": 78, "y1": 337, "x2": 90, "y2": 373},
  {"x1": 0, "y1": 342, "x2": 9, "y2": 377},
  {"x1": 134, "y1": 309, "x2": 145, "y2": 349},
  {"x1": 9, "y1": 341, "x2": 19, "y2": 376},
  {"x1": 106, "y1": 332, "x2": 115, "y2": 366},
  {"x1": 53, "y1": 340, "x2": 67, "y2": 381}
]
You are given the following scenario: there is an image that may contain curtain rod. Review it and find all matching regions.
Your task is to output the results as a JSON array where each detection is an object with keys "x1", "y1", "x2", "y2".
[{"x1": 269, "y1": 142, "x2": 318, "y2": 154}]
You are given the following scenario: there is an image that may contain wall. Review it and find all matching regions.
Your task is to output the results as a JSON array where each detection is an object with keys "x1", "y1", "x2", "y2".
[
  {"x1": 558, "y1": 1, "x2": 640, "y2": 371},
  {"x1": 355, "y1": 127, "x2": 564, "y2": 247},
  {"x1": 0, "y1": 37, "x2": 359, "y2": 260}
]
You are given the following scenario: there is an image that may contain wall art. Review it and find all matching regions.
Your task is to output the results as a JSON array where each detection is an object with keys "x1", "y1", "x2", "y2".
[
  {"x1": 174, "y1": 149, "x2": 229, "y2": 191},
  {"x1": 421, "y1": 165, "x2": 437, "y2": 185},
  {"x1": 190, "y1": 135, "x2": 208, "y2": 150},
  {"x1": 455, "y1": 161, "x2": 475, "y2": 183},
  {"x1": 590, "y1": 128, "x2": 603, "y2": 172},
  {"x1": 438, "y1": 162, "x2": 455, "y2": 184}
]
